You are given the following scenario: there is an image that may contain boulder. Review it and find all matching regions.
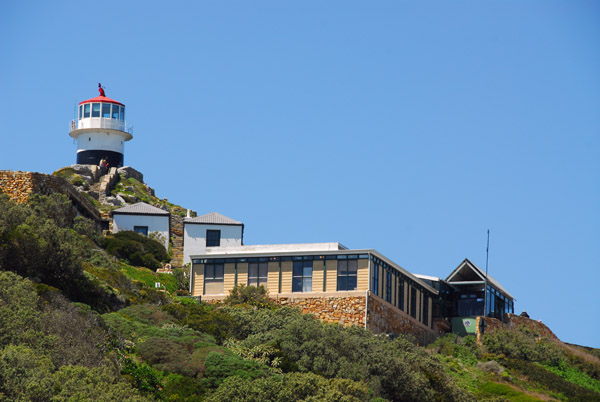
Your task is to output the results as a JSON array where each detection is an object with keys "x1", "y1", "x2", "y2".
[{"x1": 117, "y1": 166, "x2": 143, "y2": 183}]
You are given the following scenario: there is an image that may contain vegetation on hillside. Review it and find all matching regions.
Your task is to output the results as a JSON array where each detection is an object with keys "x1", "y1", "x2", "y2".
[{"x1": 0, "y1": 193, "x2": 599, "y2": 401}]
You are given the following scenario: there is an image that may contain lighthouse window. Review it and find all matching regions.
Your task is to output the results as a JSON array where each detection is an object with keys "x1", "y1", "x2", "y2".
[
  {"x1": 112, "y1": 105, "x2": 120, "y2": 119},
  {"x1": 83, "y1": 104, "x2": 90, "y2": 118},
  {"x1": 102, "y1": 103, "x2": 111, "y2": 118},
  {"x1": 120, "y1": 107, "x2": 125, "y2": 121},
  {"x1": 92, "y1": 103, "x2": 101, "y2": 117},
  {"x1": 79, "y1": 105, "x2": 82, "y2": 119}
]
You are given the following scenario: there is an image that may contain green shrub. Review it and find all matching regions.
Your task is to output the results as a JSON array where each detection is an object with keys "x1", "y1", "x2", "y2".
[
  {"x1": 103, "y1": 231, "x2": 169, "y2": 269},
  {"x1": 201, "y1": 351, "x2": 269, "y2": 389},
  {"x1": 483, "y1": 326, "x2": 563, "y2": 365},
  {"x1": 136, "y1": 337, "x2": 203, "y2": 378},
  {"x1": 204, "y1": 372, "x2": 373, "y2": 402},
  {"x1": 225, "y1": 284, "x2": 274, "y2": 307},
  {"x1": 162, "y1": 302, "x2": 235, "y2": 344}
]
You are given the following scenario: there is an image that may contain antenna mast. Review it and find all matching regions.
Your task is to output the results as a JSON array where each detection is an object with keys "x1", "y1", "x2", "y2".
[{"x1": 484, "y1": 229, "x2": 490, "y2": 317}]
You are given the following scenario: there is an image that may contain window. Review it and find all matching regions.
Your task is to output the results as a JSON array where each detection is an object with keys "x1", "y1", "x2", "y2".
[
  {"x1": 385, "y1": 271, "x2": 392, "y2": 303},
  {"x1": 79, "y1": 105, "x2": 83, "y2": 119},
  {"x1": 120, "y1": 106, "x2": 125, "y2": 121},
  {"x1": 92, "y1": 103, "x2": 101, "y2": 117},
  {"x1": 371, "y1": 263, "x2": 379, "y2": 294},
  {"x1": 292, "y1": 260, "x2": 312, "y2": 292},
  {"x1": 206, "y1": 230, "x2": 221, "y2": 247},
  {"x1": 112, "y1": 105, "x2": 120, "y2": 119},
  {"x1": 102, "y1": 103, "x2": 111, "y2": 118},
  {"x1": 397, "y1": 279, "x2": 404, "y2": 311},
  {"x1": 204, "y1": 262, "x2": 224, "y2": 294},
  {"x1": 248, "y1": 261, "x2": 268, "y2": 288},
  {"x1": 410, "y1": 286, "x2": 417, "y2": 319},
  {"x1": 337, "y1": 259, "x2": 357, "y2": 291},
  {"x1": 84, "y1": 104, "x2": 90, "y2": 118},
  {"x1": 133, "y1": 226, "x2": 148, "y2": 236},
  {"x1": 423, "y1": 295, "x2": 429, "y2": 326}
]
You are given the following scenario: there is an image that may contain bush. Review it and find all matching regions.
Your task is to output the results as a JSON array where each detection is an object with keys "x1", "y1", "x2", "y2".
[
  {"x1": 103, "y1": 231, "x2": 169, "y2": 269},
  {"x1": 483, "y1": 326, "x2": 563, "y2": 365},
  {"x1": 225, "y1": 284, "x2": 274, "y2": 307}
]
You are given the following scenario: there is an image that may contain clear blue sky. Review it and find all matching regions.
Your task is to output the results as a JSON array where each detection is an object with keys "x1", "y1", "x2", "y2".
[{"x1": 1, "y1": 1, "x2": 599, "y2": 348}]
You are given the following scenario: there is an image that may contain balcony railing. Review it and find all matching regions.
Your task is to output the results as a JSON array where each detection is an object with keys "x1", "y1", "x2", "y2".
[{"x1": 70, "y1": 118, "x2": 133, "y2": 134}]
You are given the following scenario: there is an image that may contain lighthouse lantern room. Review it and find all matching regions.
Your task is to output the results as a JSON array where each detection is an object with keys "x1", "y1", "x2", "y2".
[{"x1": 69, "y1": 84, "x2": 133, "y2": 168}]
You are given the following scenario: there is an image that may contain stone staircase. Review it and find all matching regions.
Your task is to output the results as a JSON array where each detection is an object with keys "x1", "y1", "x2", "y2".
[{"x1": 170, "y1": 215, "x2": 185, "y2": 267}]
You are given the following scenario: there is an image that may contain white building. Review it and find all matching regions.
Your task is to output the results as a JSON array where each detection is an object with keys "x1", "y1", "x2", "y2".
[
  {"x1": 112, "y1": 202, "x2": 170, "y2": 250},
  {"x1": 69, "y1": 84, "x2": 133, "y2": 168},
  {"x1": 183, "y1": 212, "x2": 244, "y2": 265}
]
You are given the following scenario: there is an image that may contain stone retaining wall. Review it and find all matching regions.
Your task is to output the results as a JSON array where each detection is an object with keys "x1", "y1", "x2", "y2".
[
  {"x1": 276, "y1": 296, "x2": 366, "y2": 327},
  {"x1": 0, "y1": 170, "x2": 102, "y2": 222},
  {"x1": 367, "y1": 294, "x2": 437, "y2": 344}
]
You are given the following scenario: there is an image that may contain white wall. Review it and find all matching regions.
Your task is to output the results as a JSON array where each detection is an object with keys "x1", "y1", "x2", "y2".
[
  {"x1": 76, "y1": 131, "x2": 128, "y2": 154},
  {"x1": 183, "y1": 224, "x2": 243, "y2": 264},
  {"x1": 113, "y1": 214, "x2": 169, "y2": 250}
]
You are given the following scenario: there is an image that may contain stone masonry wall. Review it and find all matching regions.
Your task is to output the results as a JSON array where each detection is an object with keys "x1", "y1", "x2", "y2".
[
  {"x1": 367, "y1": 294, "x2": 437, "y2": 345},
  {"x1": 0, "y1": 170, "x2": 102, "y2": 222},
  {"x1": 276, "y1": 296, "x2": 366, "y2": 327},
  {"x1": 476, "y1": 313, "x2": 558, "y2": 343}
]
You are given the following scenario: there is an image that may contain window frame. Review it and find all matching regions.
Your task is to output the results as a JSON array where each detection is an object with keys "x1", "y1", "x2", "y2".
[
  {"x1": 133, "y1": 226, "x2": 148, "y2": 236},
  {"x1": 248, "y1": 261, "x2": 268, "y2": 288},
  {"x1": 206, "y1": 229, "x2": 221, "y2": 247},
  {"x1": 337, "y1": 259, "x2": 358, "y2": 291},
  {"x1": 292, "y1": 260, "x2": 313, "y2": 292}
]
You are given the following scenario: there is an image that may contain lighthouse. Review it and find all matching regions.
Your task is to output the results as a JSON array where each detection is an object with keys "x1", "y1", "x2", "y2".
[{"x1": 69, "y1": 84, "x2": 133, "y2": 168}]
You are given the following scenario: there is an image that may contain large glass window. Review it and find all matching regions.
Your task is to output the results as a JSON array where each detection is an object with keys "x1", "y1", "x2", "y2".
[
  {"x1": 423, "y1": 295, "x2": 429, "y2": 326},
  {"x1": 79, "y1": 105, "x2": 83, "y2": 119},
  {"x1": 92, "y1": 103, "x2": 101, "y2": 117},
  {"x1": 397, "y1": 279, "x2": 404, "y2": 310},
  {"x1": 102, "y1": 103, "x2": 111, "y2": 118},
  {"x1": 337, "y1": 259, "x2": 357, "y2": 291},
  {"x1": 292, "y1": 261, "x2": 312, "y2": 292},
  {"x1": 248, "y1": 261, "x2": 268, "y2": 288},
  {"x1": 385, "y1": 271, "x2": 392, "y2": 303},
  {"x1": 206, "y1": 230, "x2": 221, "y2": 247},
  {"x1": 84, "y1": 104, "x2": 90, "y2": 118},
  {"x1": 410, "y1": 287, "x2": 417, "y2": 319},
  {"x1": 371, "y1": 263, "x2": 379, "y2": 295},
  {"x1": 204, "y1": 263, "x2": 224, "y2": 294},
  {"x1": 112, "y1": 105, "x2": 120, "y2": 119},
  {"x1": 120, "y1": 106, "x2": 125, "y2": 121}
]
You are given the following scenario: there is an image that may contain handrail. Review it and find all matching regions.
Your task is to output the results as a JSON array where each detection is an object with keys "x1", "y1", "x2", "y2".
[{"x1": 69, "y1": 118, "x2": 133, "y2": 134}]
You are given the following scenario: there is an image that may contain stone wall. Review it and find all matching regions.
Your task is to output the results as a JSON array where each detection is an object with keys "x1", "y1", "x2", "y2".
[
  {"x1": 367, "y1": 294, "x2": 438, "y2": 344},
  {"x1": 0, "y1": 170, "x2": 102, "y2": 222},
  {"x1": 276, "y1": 296, "x2": 366, "y2": 327},
  {"x1": 476, "y1": 314, "x2": 558, "y2": 343}
]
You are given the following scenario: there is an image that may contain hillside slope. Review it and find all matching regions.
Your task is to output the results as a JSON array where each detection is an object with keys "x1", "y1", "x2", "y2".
[{"x1": 0, "y1": 193, "x2": 599, "y2": 401}]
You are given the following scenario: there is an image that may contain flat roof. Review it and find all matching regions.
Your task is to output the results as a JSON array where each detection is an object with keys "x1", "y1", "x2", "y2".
[{"x1": 191, "y1": 245, "x2": 438, "y2": 295}]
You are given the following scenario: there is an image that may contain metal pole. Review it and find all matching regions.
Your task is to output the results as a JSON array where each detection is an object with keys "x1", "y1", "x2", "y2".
[{"x1": 484, "y1": 229, "x2": 489, "y2": 317}]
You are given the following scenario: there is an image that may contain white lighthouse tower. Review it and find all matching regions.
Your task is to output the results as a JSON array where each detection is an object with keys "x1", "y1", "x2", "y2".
[{"x1": 69, "y1": 84, "x2": 133, "y2": 168}]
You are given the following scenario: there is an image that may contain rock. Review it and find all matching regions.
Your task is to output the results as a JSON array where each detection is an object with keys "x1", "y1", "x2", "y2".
[
  {"x1": 116, "y1": 194, "x2": 127, "y2": 205},
  {"x1": 126, "y1": 186, "x2": 134, "y2": 192},
  {"x1": 105, "y1": 196, "x2": 122, "y2": 206},
  {"x1": 117, "y1": 166, "x2": 143, "y2": 183}
]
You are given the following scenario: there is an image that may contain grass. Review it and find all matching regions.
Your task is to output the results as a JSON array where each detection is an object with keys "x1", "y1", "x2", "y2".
[
  {"x1": 542, "y1": 362, "x2": 600, "y2": 393},
  {"x1": 120, "y1": 264, "x2": 179, "y2": 293},
  {"x1": 477, "y1": 381, "x2": 545, "y2": 402}
]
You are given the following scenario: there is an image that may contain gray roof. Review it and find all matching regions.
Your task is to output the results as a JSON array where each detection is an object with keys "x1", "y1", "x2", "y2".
[
  {"x1": 112, "y1": 202, "x2": 170, "y2": 216},
  {"x1": 446, "y1": 258, "x2": 514, "y2": 300},
  {"x1": 185, "y1": 211, "x2": 243, "y2": 225}
]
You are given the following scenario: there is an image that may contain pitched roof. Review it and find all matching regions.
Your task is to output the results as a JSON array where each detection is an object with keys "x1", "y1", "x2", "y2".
[
  {"x1": 185, "y1": 212, "x2": 243, "y2": 225},
  {"x1": 446, "y1": 258, "x2": 514, "y2": 300},
  {"x1": 112, "y1": 202, "x2": 170, "y2": 216}
]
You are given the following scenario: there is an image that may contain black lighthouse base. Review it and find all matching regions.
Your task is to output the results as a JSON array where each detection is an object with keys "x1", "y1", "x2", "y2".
[{"x1": 77, "y1": 150, "x2": 124, "y2": 168}]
